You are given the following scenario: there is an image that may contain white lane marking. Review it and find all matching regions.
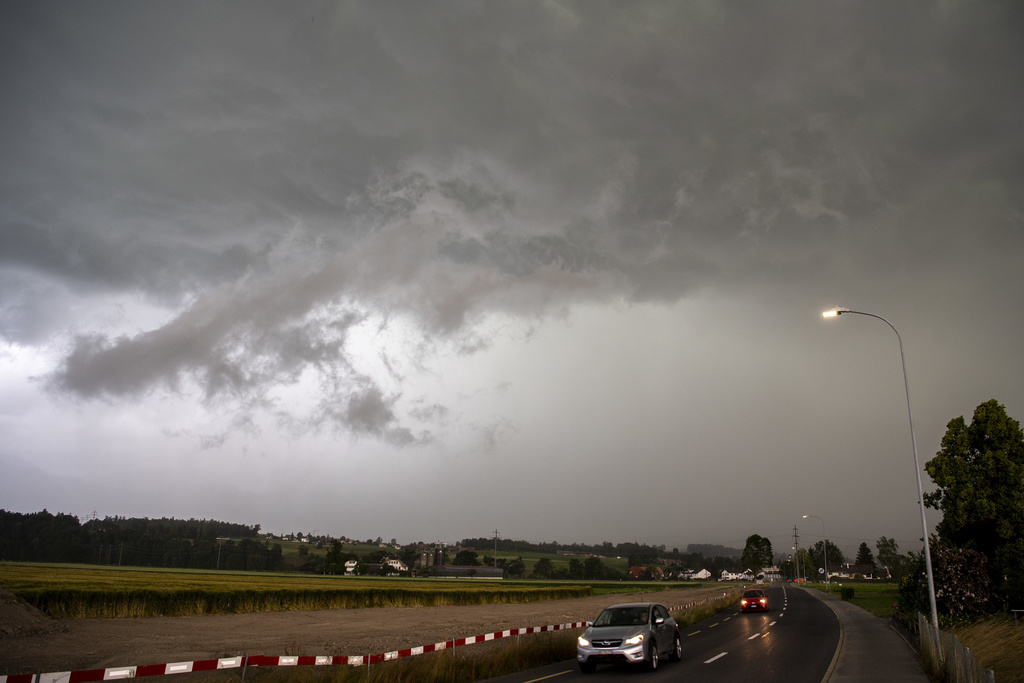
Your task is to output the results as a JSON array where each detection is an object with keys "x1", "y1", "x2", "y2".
[
  {"x1": 770, "y1": 621, "x2": 777, "y2": 626},
  {"x1": 704, "y1": 652, "x2": 728, "y2": 664},
  {"x1": 748, "y1": 633, "x2": 761, "y2": 640}
]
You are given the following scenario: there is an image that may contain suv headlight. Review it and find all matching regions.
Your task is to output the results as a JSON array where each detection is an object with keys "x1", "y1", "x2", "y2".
[
  {"x1": 624, "y1": 634, "x2": 644, "y2": 645},
  {"x1": 578, "y1": 636, "x2": 590, "y2": 647}
]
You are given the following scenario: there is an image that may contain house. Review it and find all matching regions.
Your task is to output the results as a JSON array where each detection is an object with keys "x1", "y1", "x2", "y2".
[
  {"x1": 384, "y1": 557, "x2": 409, "y2": 574},
  {"x1": 628, "y1": 566, "x2": 665, "y2": 580},
  {"x1": 719, "y1": 569, "x2": 755, "y2": 581},
  {"x1": 836, "y1": 563, "x2": 878, "y2": 579},
  {"x1": 683, "y1": 568, "x2": 712, "y2": 580},
  {"x1": 344, "y1": 559, "x2": 358, "y2": 574}
]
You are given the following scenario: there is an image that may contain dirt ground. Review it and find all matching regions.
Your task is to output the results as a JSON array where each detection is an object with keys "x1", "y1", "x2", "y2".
[{"x1": 0, "y1": 585, "x2": 732, "y2": 676}]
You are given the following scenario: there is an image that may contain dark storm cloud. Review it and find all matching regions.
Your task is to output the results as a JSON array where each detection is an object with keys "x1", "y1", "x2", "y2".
[{"x1": 2, "y1": 1, "x2": 1023, "y2": 446}]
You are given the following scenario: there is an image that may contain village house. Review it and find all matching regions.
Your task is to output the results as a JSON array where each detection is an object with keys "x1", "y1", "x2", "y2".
[
  {"x1": 719, "y1": 569, "x2": 755, "y2": 581},
  {"x1": 680, "y1": 568, "x2": 712, "y2": 580}
]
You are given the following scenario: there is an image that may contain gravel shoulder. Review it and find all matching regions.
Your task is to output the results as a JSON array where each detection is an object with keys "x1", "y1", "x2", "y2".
[{"x1": 0, "y1": 585, "x2": 734, "y2": 675}]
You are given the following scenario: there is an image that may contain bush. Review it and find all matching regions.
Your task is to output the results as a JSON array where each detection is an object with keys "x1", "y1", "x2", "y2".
[{"x1": 841, "y1": 587, "x2": 854, "y2": 601}]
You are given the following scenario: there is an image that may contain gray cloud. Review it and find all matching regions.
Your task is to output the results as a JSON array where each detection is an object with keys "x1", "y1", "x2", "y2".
[
  {"x1": 8, "y1": 0, "x2": 1023, "y2": 440},
  {"x1": 1, "y1": 1, "x2": 1022, "y2": 548}
]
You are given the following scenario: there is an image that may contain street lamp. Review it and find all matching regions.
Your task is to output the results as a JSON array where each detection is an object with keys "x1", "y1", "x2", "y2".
[
  {"x1": 822, "y1": 307, "x2": 939, "y2": 629},
  {"x1": 803, "y1": 515, "x2": 828, "y2": 592}
]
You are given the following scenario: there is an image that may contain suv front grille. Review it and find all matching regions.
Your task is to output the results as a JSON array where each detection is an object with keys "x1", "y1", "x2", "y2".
[{"x1": 592, "y1": 639, "x2": 622, "y2": 648}]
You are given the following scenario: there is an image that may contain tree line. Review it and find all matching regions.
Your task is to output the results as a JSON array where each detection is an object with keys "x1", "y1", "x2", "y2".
[
  {"x1": 0, "y1": 510, "x2": 281, "y2": 571},
  {"x1": 458, "y1": 537, "x2": 746, "y2": 575}
]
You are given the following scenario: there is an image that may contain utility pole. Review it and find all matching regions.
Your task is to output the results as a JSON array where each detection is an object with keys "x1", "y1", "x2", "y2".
[
  {"x1": 792, "y1": 526, "x2": 801, "y2": 581},
  {"x1": 493, "y1": 529, "x2": 499, "y2": 568}
]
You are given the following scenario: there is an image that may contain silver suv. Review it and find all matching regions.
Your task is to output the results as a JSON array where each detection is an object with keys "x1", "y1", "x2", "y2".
[{"x1": 576, "y1": 602, "x2": 682, "y2": 674}]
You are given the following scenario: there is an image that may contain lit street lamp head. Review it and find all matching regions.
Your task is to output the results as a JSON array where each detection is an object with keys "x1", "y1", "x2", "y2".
[{"x1": 821, "y1": 308, "x2": 850, "y2": 318}]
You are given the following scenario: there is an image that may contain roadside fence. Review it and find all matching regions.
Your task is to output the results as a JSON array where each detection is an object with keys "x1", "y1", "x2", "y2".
[
  {"x1": 892, "y1": 606, "x2": 995, "y2": 683},
  {"x1": 916, "y1": 613, "x2": 994, "y2": 683}
]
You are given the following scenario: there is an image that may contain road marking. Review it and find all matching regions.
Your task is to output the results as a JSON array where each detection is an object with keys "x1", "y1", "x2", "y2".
[
  {"x1": 770, "y1": 621, "x2": 777, "y2": 626},
  {"x1": 710, "y1": 622, "x2": 719, "y2": 627},
  {"x1": 520, "y1": 670, "x2": 573, "y2": 682},
  {"x1": 704, "y1": 652, "x2": 728, "y2": 664},
  {"x1": 687, "y1": 630, "x2": 702, "y2": 636},
  {"x1": 748, "y1": 633, "x2": 761, "y2": 640}
]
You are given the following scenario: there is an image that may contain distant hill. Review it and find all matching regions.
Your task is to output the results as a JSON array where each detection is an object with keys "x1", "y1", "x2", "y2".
[{"x1": 686, "y1": 543, "x2": 741, "y2": 558}]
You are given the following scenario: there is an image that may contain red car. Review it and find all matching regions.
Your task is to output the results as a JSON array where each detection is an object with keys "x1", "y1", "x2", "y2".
[{"x1": 740, "y1": 588, "x2": 769, "y2": 612}]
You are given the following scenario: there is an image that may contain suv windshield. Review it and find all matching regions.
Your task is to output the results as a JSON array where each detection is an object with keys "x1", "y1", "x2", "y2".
[{"x1": 594, "y1": 606, "x2": 649, "y2": 626}]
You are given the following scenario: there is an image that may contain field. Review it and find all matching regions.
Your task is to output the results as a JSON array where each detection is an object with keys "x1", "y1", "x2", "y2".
[
  {"x1": 813, "y1": 580, "x2": 899, "y2": 617},
  {"x1": 0, "y1": 563, "x2": 598, "y2": 618},
  {"x1": 0, "y1": 564, "x2": 727, "y2": 679}
]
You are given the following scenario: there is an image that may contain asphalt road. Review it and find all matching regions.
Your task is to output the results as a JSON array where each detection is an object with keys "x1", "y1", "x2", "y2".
[{"x1": 484, "y1": 584, "x2": 840, "y2": 683}]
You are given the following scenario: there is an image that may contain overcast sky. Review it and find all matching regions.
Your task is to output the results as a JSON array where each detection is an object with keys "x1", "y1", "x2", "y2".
[{"x1": 2, "y1": 1, "x2": 1022, "y2": 561}]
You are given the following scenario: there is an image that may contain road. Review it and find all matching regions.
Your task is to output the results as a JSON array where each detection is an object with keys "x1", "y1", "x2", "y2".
[{"x1": 485, "y1": 585, "x2": 840, "y2": 683}]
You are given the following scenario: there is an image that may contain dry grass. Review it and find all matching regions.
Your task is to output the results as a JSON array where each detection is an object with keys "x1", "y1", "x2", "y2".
[
  {"x1": 950, "y1": 616, "x2": 1024, "y2": 683},
  {"x1": 673, "y1": 592, "x2": 742, "y2": 627},
  {"x1": 242, "y1": 631, "x2": 581, "y2": 683}
]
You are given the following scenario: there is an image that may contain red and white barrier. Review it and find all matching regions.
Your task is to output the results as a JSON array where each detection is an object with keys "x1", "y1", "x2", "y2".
[{"x1": 0, "y1": 622, "x2": 588, "y2": 682}]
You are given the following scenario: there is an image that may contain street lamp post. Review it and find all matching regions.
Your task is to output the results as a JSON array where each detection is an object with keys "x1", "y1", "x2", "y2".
[
  {"x1": 803, "y1": 514, "x2": 828, "y2": 592},
  {"x1": 822, "y1": 307, "x2": 939, "y2": 629}
]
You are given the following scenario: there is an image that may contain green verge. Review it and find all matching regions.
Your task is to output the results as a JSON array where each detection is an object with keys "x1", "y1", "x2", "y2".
[{"x1": 802, "y1": 581, "x2": 899, "y2": 618}]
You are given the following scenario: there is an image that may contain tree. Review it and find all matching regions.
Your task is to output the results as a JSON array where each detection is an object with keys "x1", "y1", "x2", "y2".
[
  {"x1": 855, "y1": 543, "x2": 876, "y2": 571},
  {"x1": 532, "y1": 557, "x2": 554, "y2": 579},
  {"x1": 583, "y1": 556, "x2": 605, "y2": 580},
  {"x1": 325, "y1": 539, "x2": 346, "y2": 574},
  {"x1": 452, "y1": 549, "x2": 480, "y2": 566},
  {"x1": 780, "y1": 558, "x2": 797, "y2": 580},
  {"x1": 899, "y1": 536, "x2": 994, "y2": 625},
  {"x1": 505, "y1": 557, "x2": 526, "y2": 578},
  {"x1": 740, "y1": 534, "x2": 773, "y2": 575},
  {"x1": 807, "y1": 540, "x2": 844, "y2": 576},
  {"x1": 924, "y1": 399, "x2": 1024, "y2": 604},
  {"x1": 876, "y1": 536, "x2": 900, "y2": 578},
  {"x1": 567, "y1": 558, "x2": 584, "y2": 579}
]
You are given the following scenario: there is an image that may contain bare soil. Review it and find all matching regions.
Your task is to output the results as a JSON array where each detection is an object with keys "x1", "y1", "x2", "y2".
[{"x1": 0, "y1": 586, "x2": 731, "y2": 676}]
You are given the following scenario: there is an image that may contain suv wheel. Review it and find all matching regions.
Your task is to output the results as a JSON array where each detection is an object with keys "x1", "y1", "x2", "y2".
[
  {"x1": 670, "y1": 632, "x2": 682, "y2": 661},
  {"x1": 646, "y1": 639, "x2": 659, "y2": 671}
]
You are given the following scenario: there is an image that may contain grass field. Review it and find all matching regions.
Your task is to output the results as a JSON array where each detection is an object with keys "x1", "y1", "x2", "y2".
[
  {"x1": 823, "y1": 580, "x2": 899, "y2": 617},
  {"x1": 0, "y1": 563, "x2": 702, "y2": 619},
  {"x1": 952, "y1": 616, "x2": 1024, "y2": 683},
  {"x1": 0, "y1": 563, "x2": 594, "y2": 618}
]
